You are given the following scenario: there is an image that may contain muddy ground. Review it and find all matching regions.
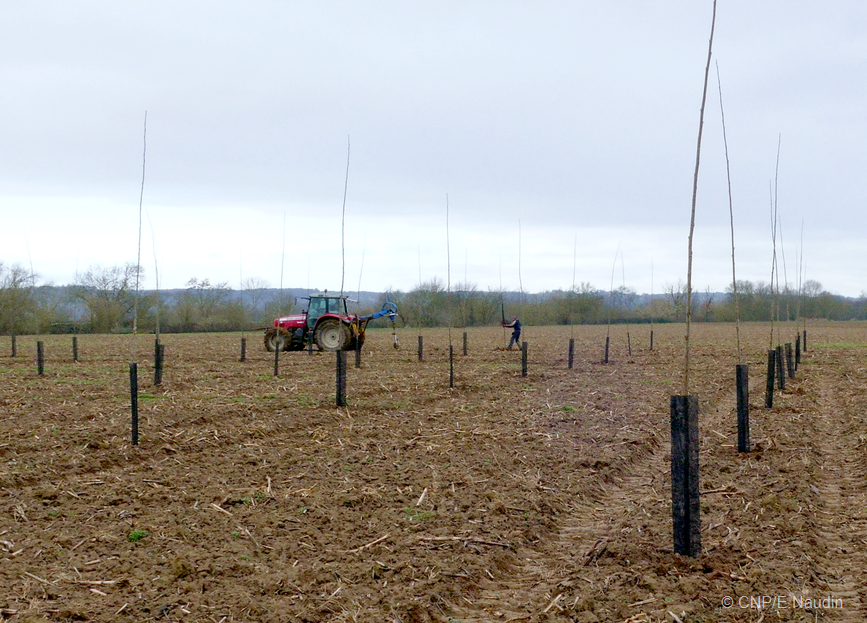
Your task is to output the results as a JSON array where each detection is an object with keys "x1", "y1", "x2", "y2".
[{"x1": 0, "y1": 322, "x2": 865, "y2": 622}]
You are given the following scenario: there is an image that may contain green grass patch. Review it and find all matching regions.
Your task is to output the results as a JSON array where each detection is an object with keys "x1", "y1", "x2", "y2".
[
  {"x1": 295, "y1": 394, "x2": 317, "y2": 407},
  {"x1": 127, "y1": 529, "x2": 148, "y2": 542},
  {"x1": 404, "y1": 507, "x2": 436, "y2": 522}
]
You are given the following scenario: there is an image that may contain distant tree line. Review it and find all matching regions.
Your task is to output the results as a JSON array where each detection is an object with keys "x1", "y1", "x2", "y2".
[{"x1": 1, "y1": 261, "x2": 865, "y2": 335}]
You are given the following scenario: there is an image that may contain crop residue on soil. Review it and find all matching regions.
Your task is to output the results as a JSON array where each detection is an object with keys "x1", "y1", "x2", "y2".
[{"x1": 1, "y1": 322, "x2": 865, "y2": 622}]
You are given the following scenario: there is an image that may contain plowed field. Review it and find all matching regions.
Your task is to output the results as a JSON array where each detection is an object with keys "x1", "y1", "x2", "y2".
[{"x1": 1, "y1": 322, "x2": 865, "y2": 622}]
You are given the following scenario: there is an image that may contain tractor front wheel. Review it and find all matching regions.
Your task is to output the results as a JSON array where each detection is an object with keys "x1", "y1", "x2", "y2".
[
  {"x1": 315, "y1": 319, "x2": 350, "y2": 351},
  {"x1": 264, "y1": 327, "x2": 291, "y2": 352}
]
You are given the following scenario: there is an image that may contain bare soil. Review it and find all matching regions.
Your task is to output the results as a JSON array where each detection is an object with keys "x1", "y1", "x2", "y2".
[{"x1": 1, "y1": 322, "x2": 865, "y2": 622}]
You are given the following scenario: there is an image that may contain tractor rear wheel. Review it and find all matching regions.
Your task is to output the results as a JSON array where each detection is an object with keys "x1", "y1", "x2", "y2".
[
  {"x1": 264, "y1": 327, "x2": 291, "y2": 352},
  {"x1": 315, "y1": 319, "x2": 350, "y2": 351}
]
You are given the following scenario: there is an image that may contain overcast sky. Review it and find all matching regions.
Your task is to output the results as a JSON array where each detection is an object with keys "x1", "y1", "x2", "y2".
[{"x1": 1, "y1": 1, "x2": 865, "y2": 297}]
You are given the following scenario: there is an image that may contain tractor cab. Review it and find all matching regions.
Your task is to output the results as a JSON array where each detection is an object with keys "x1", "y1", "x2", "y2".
[{"x1": 306, "y1": 294, "x2": 351, "y2": 330}]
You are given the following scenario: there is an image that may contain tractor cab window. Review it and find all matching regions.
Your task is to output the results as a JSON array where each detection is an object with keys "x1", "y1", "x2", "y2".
[
  {"x1": 324, "y1": 297, "x2": 345, "y2": 315},
  {"x1": 307, "y1": 298, "x2": 326, "y2": 326}
]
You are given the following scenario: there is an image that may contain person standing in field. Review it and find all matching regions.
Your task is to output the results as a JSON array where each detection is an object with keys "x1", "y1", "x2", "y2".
[{"x1": 503, "y1": 316, "x2": 521, "y2": 350}]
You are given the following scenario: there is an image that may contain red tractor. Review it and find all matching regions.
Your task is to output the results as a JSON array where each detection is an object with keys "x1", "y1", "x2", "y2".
[{"x1": 264, "y1": 292, "x2": 398, "y2": 352}]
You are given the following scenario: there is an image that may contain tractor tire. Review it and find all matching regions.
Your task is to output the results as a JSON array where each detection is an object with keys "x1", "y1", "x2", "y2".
[
  {"x1": 315, "y1": 318, "x2": 350, "y2": 351},
  {"x1": 264, "y1": 327, "x2": 291, "y2": 352}
]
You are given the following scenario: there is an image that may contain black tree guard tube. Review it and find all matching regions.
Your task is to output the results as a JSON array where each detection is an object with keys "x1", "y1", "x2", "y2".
[
  {"x1": 273, "y1": 340, "x2": 280, "y2": 376},
  {"x1": 449, "y1": 345, "x2": 454, "y2": 388},
  {"x1": 764, "y1": 349, "x2": 776, "y2": 409},
  {"x1": 776, "y1": 345, "x2": 785, "y2": 390},
  {"x1": 336, "y1": 350, "x2": 347, "y2": 407},
  {"x1": 795, "y1": 335, "x2": 801, "y2": 369},
  {"x1": 670, "y1": 395, "x2": 700, "y2": 557},
  {"x1": 154, "y1": 344, "x2": 164, "y2": 386},
  {"x1": 736, "y1": 364, "x2": 749, "y2": 453},
  {"x1": 130, "y1": 362, "x2": 139, "y2": 445}
]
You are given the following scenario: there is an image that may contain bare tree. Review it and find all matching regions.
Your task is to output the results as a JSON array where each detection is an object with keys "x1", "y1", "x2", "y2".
[
  {"x1": 609, "y1": 285, "x2": 637, "y2": 312},
  {"x1": 702, "y1": 286, "x2": 714, "y2": 321},
  {"x1": 664, "y1": 279, "x2": 689, "y2": 322},
  {"x1": 185, "y1": 278, "x2": 231, "y2": 320},
  {"x1": 73, "y1": 263, "x2": 142, "y2": 333},
  {"x1": 242, "y1": 277, "x2": 270, "y2": 317},
  {"x1": 0, "y1": 262, "x2": 37, "y2": 334},
  {"x1": 401, "y1": 279, "x2": 447, "y2": 327}
]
